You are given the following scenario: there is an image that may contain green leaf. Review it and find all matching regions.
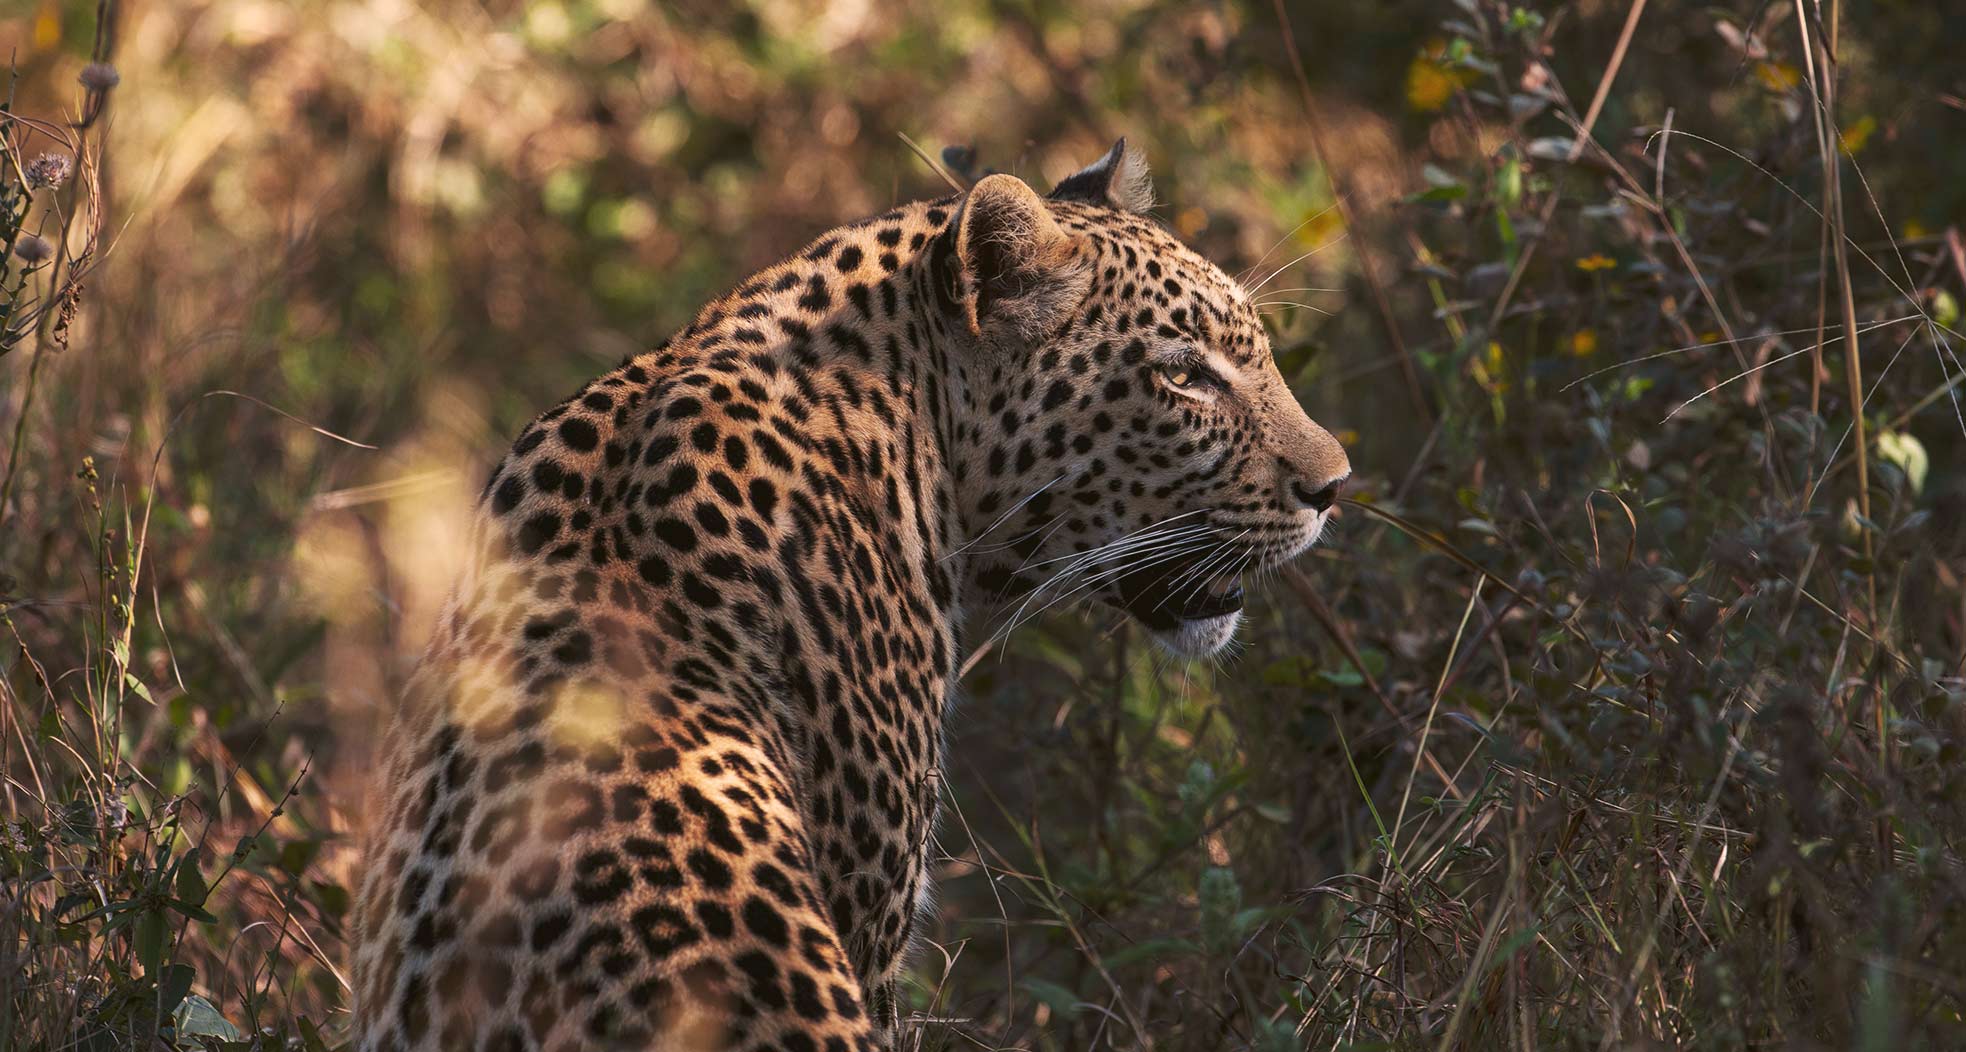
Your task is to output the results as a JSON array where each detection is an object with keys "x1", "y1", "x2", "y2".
[
  {"x1": 1933, "y1": 288, "x2": 1960, "y2": 328},
  {"x1": 1316, "y1": 642, "x2": 1387, "y2": 689},
  {"x1": 134, "y1": 907, "x2": 167, "y2": 975},
  {"x1": 1875, "y1": 430, "x2": 1929, "y2": 495},
  {"x1": 1254, "y1": 1018, "x2": 1301, "y2": 1052},
  {"x1": 279, "y1": 839, "x2": 322, "y2": 876},
  {"x1": 1199, "y1": 866, "x2": 1243, "y2": 955},
  {"x1": 312, "y1": 879, "x2": 352, "y2": 919},
  {"x1": 1496, "y1": 156, "x2": 1523, "y2": 208},
  {"x1": 158, "y1": 963, "x2": 195, "y2": 1014},
  {"x1": 170, "y1": 900, "x2": 219, "y2": 924},
  {"x1": 174, "y1": 994, "x2": 242, "y2": 1041},
  {"x1": 297, "y1": 1016, "x2": 333, "y2": 1052},
  {"x1": 1018, "y1": 977, "x2": 1083, "y2": 1020},
  {"x1": 1317, "y1": 667, "x2": 1365, "y2": 688},
  {"x1": 1232, "y1": 905, "x2": 1279, "y2": 938},
  {"x1": 1103, "y1": 937, "x2": 1201, "y2": 970},
  {"x1": 175, "y1": 853, "x2": 207, "y2": 908},
  {"x1": 1494, "y1": 207, "x2": 1517, "y2": 256},
  {"x1": 1410, "y1": 184, "x2": 1468, "y2": 203},
  {"x1": 1177, "y1": 760, "x2": 1214, "y2": 811}
]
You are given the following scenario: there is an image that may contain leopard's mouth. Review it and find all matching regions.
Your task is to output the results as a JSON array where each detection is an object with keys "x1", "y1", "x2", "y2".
[
  {"x1": 1112, "y1": 562, "x2": 1246, "y2": 630},
  {"x1": 1099, "y1": 525, "x2": 1327, "y2": 656}
]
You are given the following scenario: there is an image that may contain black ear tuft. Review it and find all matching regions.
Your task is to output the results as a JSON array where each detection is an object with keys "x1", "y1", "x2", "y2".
[
  {"x1": 1048, "y1": 138, "x2": 1155, "y2": 213},
  {"x1": 941, "y1": 144, "x2": 980, "y2": 183}
]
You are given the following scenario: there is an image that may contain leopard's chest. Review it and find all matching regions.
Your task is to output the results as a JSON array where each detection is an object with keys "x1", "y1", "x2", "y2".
[{"x1": 773, "y1": 603, "x2": 956, "y2": 984}]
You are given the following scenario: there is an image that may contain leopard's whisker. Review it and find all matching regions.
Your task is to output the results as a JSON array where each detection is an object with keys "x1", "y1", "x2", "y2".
[
  {"x1": 1020, "y1": 516, "x2": 1212, "y2": 574},
  {"x1": 987, "y1": 537, "x2": 1221, "y2": 646},
  {"x1": 1169, "y1": 532, "x2": 1253, "y2": 606},
  {"x1": 941, "y1": 473, "x2": 1069, "y2": 560},
  {"x1": 1248, "y1": 231, "x2": 1350, "y2": 294},
  {"x1": 1235, "y1": 205, "x2": 1339, "y2": 286},
  {"x1": 988, "y1": 549, "x2": 1201, "y2": 648},
  {"x1": 967, "y1": 504, "x2": 1206, "y2": 571},
  {"x1": 956, "y1": 511, "x2": 1070, "y2": 559},
  {"x1": 1135, "y1": 528, "x2": 1247, "y2": 600},
  {"x1": 1011, "y1": 529, "x2": 1215, "y2": 611},
  {"x1": 1037, "y1": 528, "x2": 1237, "y2": 616},
  {"x1": 1255, "y1": 299, "x2": 1330, "y2": 316},
  {"x1": 1000, "y1": 518, "x2": 1214, "y2": 594},
  {"x1": 1004, "y1": 512, "x2": 1083, "y2": 572},
  {"x1": 1154, "y1": 530, "x2": 1252, "y2": 612},
  {"x1": 1252, "y1": 285, "x2": 1341, "y2": 296}
]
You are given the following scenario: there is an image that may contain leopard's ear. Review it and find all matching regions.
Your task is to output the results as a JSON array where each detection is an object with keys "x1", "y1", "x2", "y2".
[
  {"x1": 1048, "y1": 138, "x2": 1154, "y2": 213},
  {"x1": 950, "y1": 173, "x2": 1089, "y2": 342}
]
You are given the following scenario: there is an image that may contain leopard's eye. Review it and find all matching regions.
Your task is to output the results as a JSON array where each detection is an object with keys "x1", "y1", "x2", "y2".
[{"x1": 1162, "y1": 362, "x2": 1214, "y2": 391}]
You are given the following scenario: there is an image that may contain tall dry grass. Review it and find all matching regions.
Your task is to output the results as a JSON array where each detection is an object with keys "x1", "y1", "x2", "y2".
[{"x1": 3, "y1": 1, "x2": 1965, "y2": 1049}]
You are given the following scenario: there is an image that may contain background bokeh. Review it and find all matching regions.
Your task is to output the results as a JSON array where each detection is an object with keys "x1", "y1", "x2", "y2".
[{"x1": 5, "y1": 0, "x2": 1966, "y2": 1048}]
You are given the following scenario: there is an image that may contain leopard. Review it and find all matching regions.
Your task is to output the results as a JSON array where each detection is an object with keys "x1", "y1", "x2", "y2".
[{"x1": 350, "y1": 139, "x2": 1351, "y2": 1051}]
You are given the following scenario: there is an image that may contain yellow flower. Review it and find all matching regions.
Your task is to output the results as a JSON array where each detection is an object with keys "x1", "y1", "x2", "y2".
[
  {"x1": 1569, "y1": 329, "x2": 1599, "y2": 357},
  {"x1": 1931, "y1": 288, "x2": 1959, "y2": 328},
  {"x1": 1876, "y1": 430, "x2": 1929, "y2": 494},
  {"x1": 1293, "y1": 207, "x2": 1345, "y2": 250},
  {"x1": 1404, "y1": 41, "x2": 1472, "y2": 114},
  {"x1": 33, "y1": 2, "x2": 60, "y2": 51},
  {"x1": 1575, "y1": 254, "x2": 1616, "y2": 272},
  {"x1": 1839, "y1": 115, "x2": 1877, "y2": 155},
  {"x1": 1175, "y1": 207, "x2": 1209, "y2": 239},
  {"x1": 1472, "y1": 340, "x2": 1509, "y2": 393},
  {"x1": 1754, "y1": 61, "x2": 1801, "y2": 92},
  {"x1": 1405, "y1": 57, "x2": 1458, "y2": 112}
]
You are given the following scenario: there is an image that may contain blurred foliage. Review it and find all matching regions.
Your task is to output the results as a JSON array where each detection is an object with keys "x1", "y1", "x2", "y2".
[{"x1": 3, "y1": 0, "x2": 1966, "y2": 1048}]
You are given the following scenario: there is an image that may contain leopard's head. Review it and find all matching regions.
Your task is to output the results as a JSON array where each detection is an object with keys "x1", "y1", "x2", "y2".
[{"x1": 942, "y1": 140, "x2": 1351, "y2": 657}]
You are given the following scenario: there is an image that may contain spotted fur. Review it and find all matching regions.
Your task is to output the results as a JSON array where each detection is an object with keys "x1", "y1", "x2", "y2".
[{"x1": 351, "y1": 140, "x2": 1350, "y2": 1051}]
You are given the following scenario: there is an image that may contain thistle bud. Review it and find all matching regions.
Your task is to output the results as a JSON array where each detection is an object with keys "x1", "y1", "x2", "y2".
[
  {"x1": 78, "y1": 63, "x2": 120, "y2": 92},
  {"x1": 15, "y1": 234, "x2": 54, "y2": 265},
  {"x1": 25, "y1": 153, "x2": 72, "y2": 190}
]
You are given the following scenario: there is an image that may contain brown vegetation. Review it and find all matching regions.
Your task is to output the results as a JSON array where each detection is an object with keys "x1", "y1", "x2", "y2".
[{"x1": 3, "y1": 1, "x2": 1964, "y2": 1048}]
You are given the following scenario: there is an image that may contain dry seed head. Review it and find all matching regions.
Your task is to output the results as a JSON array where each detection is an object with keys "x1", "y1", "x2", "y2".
[
  {"x1": 25, "y1": 153, "x2": 72, "y2": 190},
  {"x1": 15, "y1": 234, "x2": 54, "y2": 264},
  {"x1": 79, "y1": 63, "x2": 120, "y2": 92}
]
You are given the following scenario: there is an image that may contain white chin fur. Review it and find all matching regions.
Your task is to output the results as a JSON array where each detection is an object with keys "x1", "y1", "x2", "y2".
[{"x1": 1149, "y1": 610, "x2": 1243, "y2": 658}]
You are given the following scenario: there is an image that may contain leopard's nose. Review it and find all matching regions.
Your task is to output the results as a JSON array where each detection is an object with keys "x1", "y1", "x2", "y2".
[{"x1": 1289, "y1": 472, "x2": 1348, "y2": 513}]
